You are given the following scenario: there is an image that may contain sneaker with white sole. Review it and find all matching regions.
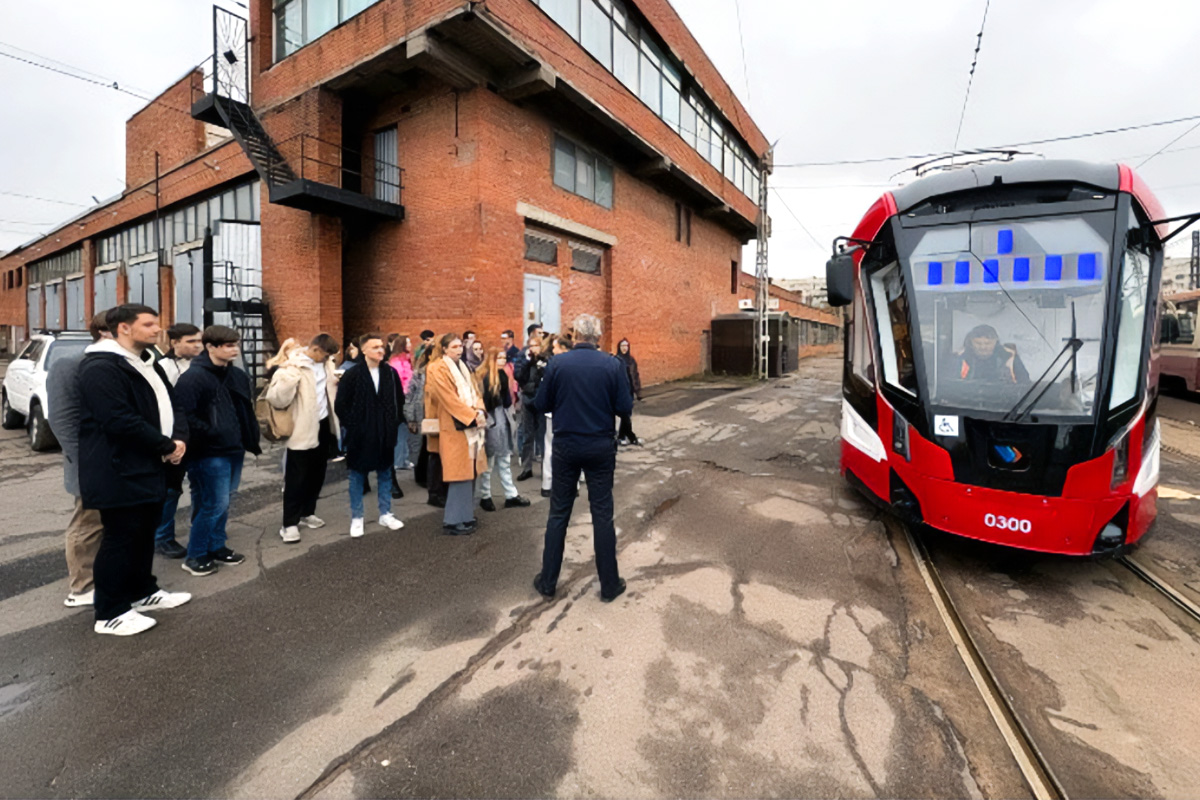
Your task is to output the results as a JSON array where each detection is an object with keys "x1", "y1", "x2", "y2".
[
  {"x1": 64, "y1": 590, "x2": 94, "y2": 608},
  {"x1": 132, "y1": 589, "x2": 192, "y2": 611},
  {"x1": 279, "y1": 525, "x2": 301, "y2": 543},
  {"x1": 350, "y1": 518, "x2": 364, "y2": 538},
  {"x1": 300, "y1": 515, "x2": 325, "y2": 529},
  {"x1": 94, "y1": 609, "x2": 157, "y2": 636},
  {"x1": 378, "y1": 513, "x2": 405, "y2": 530}
]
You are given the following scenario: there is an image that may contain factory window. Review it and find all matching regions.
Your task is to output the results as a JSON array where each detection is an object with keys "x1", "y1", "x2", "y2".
[
  {"x1": 731, "y1": 261, "x2": 739, "y2": 294},
  {"x1": 524, "y1": 230, "x2": 559, "y2": 265},
  {"x1": 675, "y1": 203, "x2": 692, "y2": 245},
  {"x1": 552, "y1": 134, "x2": 613, "y2": 209},
  {"x1": 570, "y1": 242, "x2": 603, "y2": 275},
  {"x1": 532, "y1": 0, "x2": 761, "y2": 201},
  {"x1": 274, "y1": 0, "x2": 384, "y2": 61}
]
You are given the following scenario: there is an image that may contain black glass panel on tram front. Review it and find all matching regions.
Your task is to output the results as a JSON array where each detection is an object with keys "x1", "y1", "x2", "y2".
[{"x1": 884, "y1": 192, "x2": 1133, "y2": 495}]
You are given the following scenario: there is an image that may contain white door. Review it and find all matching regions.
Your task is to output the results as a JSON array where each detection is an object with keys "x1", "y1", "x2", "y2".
[{"x1": 523, "y1": 275, "x2": 561, "y2": 335}]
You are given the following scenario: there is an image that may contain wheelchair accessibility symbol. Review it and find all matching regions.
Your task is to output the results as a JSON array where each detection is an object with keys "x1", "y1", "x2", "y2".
[{"x1": 934, "y1": 415, "x2": 960, "y2": 437}]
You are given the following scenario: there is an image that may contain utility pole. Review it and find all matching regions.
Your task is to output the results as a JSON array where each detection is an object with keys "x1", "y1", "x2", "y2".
[
  {"x1": 1191, "y1": 229, "x2": 1199, "y2": 291},
  {"x1": 754, "y1": 148, "x2": 773, "y2": 380}
]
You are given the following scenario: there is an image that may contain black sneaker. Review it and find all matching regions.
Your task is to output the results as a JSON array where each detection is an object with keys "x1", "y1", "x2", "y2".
[
  {"x1": 504, "y1": 496, "x2": 531, "y2": 508},
  {"x1": 182, "y1": 558, "x2": 218, "y2": 577},
  {"x1": 442, "y1": 523, "x2": 475, "y2": 536},
  {"x1": 600, "y1": 578, "x2": 627, "y2": 603},
  {"x1": 516, "y1": 469, "x2": 533, "y2": 482},
  {"x1": 155, "y1": 540, "x2": 187, "y2": 559},
  {"x1": 541, "y1": 488, "x2": 552, "y2": 498},
  {"x1": 533, "y1": 574, "x2": 555, "y2": 600},
  {"x1": 480, "y1": 498, "x2": 496, "y2": 512},
  {"x1": 208, "y1": 548, "x2": 245, "y2": 565}
]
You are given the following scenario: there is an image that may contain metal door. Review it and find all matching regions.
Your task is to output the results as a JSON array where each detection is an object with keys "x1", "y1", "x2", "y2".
[
  {"x1": 44, "y1": 284, "x2": 62, "y2": 331},
  {"x1": 66, "y1": 277, "x2": 85, "y2": 330},
  {"x1": 174, "y1": 249, "x2": 205, "y2": 325},
  {"x1": 94, "y1": 269, "x2": 117, "y2": 314},
  {"x1": 373, "y1": 127, "x2": 400, "y2": 203},
  {"x1": 523, "y1": 275, "x2": 561, "y2": 335},
  {"x1": 27, "y1": 286, "x2": 41, "y2": 330},
  {"x1": 127, "y1": 259, "x2": 160, "y2": 310}
]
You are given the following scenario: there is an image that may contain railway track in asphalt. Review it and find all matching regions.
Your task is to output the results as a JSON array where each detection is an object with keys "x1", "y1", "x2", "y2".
[
  {"x1": 1117, "y1": 555, "x2": 1200, "y2": 626},
  {"x1": 897, "y1": 521, "x2": 1068, "y2": 800}
]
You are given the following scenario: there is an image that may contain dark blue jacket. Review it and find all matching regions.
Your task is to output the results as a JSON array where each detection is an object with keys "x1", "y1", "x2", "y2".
[
  {"x1": 77, "y1": 351, "x2": 189, "y2": 509},
  {"x1": 534, "y1": 343, "x2": 634, "y2": 440},
  {"x1": 173, "y1": 351, "x2": 262, "y2": 462}
]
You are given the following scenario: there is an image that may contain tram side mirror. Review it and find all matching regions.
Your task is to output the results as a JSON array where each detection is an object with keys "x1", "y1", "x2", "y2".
[{"x1": 826, "y1": 253, "x2": 855, "y2": 307}]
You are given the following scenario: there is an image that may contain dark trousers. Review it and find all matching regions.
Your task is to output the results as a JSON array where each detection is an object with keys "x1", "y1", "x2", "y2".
[
  {"x1": 618, "y1": 413, "x2": 638, "y2": 443},
  {"x1": 95, "y1": 503, "x2": 162, "y2": 621},
  {"x1": 427, "y1": 451, "x2": 447, "y2": 505},
  {"x1": 538, "y1": 435, "x2": 620, "y2": 594},
  {"x1": 283, "y1": 417, "x2": 334, "y2": 527},
  {"x1": 519, "y1": 395, "x2": 546, "y2": 472},
  {"x1": 415, "y1": 436, "x2": 429, "y2": 488}
]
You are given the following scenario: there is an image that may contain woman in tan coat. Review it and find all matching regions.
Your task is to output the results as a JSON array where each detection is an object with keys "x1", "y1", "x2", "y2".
[{"x1": 424, "y1": 333, "x2": 487, "y2": 535}]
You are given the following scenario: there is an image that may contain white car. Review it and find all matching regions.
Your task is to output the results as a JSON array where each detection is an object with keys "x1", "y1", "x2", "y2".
[{"x1": 2, "y1": 332, "x2": 93, "y2": 451}]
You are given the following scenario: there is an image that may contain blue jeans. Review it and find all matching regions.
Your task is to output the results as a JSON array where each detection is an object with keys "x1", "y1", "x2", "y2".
[
  {"x1": 186, "y1": 454, "x2": 244, "y2": 560},
  {"x1": 349, "y1": 469, "x2": 392, "y2": 519},
  {"x1": 393, "y1": 435, "x2": 409, "y2": 469},
  {"x1": 154, "y1": 487, "x2": 183, "y2": 545}
]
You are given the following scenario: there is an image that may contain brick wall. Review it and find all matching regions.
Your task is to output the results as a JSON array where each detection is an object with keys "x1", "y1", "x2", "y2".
[{"x1": 125, "y1": 70, "x2": 209, "y2": 190}]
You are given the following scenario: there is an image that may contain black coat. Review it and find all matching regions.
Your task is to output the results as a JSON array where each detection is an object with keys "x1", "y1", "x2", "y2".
[
  {"x1": 334, "y1": 360, "x2": 404, "y2": 472},
  {"x1": 77, "y1": 351, "x2": 189, "y2": 510},
  {"x1": 616, "y1": 350, "x2": 643, "y2": 400},
  {"x1": 174, "y1": 351, "x2": 262, "y2": 462},
  {"x1": 516, "y1": 350, "x2": 546, "y2": 397}
]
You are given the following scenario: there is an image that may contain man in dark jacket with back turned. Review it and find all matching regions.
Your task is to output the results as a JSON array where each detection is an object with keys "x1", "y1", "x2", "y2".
[
  {"x1": 78, "y1": 304, "x2": 192, "y2": 636},
  {"x1": 532, "y1": 313, "x2": 633, "y2": 603},
  {"x1": 174, "y1": 325, "x2": 262, "y2": 577}
]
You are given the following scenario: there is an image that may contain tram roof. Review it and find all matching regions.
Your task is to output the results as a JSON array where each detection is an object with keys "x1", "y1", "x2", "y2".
[{"x1": 891, "y1": 159, "x2": 1121, "y2": 215}]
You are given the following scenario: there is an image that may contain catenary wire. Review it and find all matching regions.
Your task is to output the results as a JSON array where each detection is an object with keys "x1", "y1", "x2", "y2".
[
  {"x1": 1136, "y1": 118, "x2": 1200, "y2": 170},
  {"x1": 952, "y1": 0, "x2": 991, "y2": 154},
  {"x1": 769, "y1": 187, "x2": 825, "y2": 252}
]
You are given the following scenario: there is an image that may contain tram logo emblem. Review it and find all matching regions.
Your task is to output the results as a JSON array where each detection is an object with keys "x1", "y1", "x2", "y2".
[
  {"x1": 993, "y1": 445, "x2": 1024, "y2": 464},
  {"x1": 934, "y1": 415, "x2": 960, "y2": 437}
]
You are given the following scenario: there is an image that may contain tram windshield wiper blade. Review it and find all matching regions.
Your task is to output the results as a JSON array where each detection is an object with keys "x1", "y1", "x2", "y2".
[{"x1": 1003, "y1": 337, "x2": 1083, "y2": 422}]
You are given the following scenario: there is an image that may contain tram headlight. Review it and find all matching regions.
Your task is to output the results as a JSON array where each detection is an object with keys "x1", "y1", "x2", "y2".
[
  {"x1": 1110, "y1": 432, "x2": 1130, "y2": 489},
  {"x1": 1132, "y1": 420, "x2": 1161, "y2": 498},
  {"x1": 892, "y1": 413, "x2": 910, "y2": 461}
]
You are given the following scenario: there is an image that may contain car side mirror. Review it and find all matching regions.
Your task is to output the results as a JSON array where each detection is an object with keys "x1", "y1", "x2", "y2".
[{"x1": 826, "y1": 252, "x2": 855, "y2": 307}]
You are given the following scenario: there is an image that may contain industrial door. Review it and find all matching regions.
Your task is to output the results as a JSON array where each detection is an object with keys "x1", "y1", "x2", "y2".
[
  {"x1": 523, "y1": 275, "x2": 561, "y2": 335},
  {"x1": 66, "y1": 277, "x2": 85, "y2": 330},
  {"x1": 44, "y1": 283, "x2": 62, "y2": 330},
  {"x1": 174, "y1": 249, "x2": 205, "y2": 326},
  {"x1": 93, "y1": 269, "x2": 117, "y2": 314},
  {"x1": 127, "y1": 258, "x2": 160, "y2": 310}
]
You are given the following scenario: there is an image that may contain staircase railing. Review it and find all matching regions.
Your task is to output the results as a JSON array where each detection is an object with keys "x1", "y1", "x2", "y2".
[{"x1": 274, "y1": 133, "x2": 404, "y2": 204}]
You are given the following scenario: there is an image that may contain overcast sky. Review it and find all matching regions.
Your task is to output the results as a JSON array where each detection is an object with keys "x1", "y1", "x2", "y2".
[{"x1": 3, "y1": 0, "x2": 1200, "y2": 278}]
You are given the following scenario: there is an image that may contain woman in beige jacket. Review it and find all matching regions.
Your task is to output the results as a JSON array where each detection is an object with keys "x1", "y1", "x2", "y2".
[
  {"x1": 424, "y1": 333, "x2": 487, "y2": 535},
  {"x1": 264, "y1": 334, "x2": 342, "y2": 543}
]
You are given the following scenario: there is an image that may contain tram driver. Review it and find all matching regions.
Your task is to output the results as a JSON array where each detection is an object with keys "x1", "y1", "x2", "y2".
[{"x1": 946, "y1": 324, "x2": 1030, "y2": 386}]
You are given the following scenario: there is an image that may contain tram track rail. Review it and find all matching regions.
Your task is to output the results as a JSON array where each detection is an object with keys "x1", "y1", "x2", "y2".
[
  {"x1": 1118, "y1": 556, "x2": 1200, "y2": 626},
  {"x1": 897, "y1": 521, "x2": 1067, "y2": 800}
]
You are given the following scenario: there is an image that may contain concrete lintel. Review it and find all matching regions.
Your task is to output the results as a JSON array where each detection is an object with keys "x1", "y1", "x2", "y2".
[
  {"x1": 517, "y1": 202, "x2": 617, "y2": 247},
  {"x1": 407, "y1": 32, "x2": 490, "y2": 90},
  {"x1": 499, "y1": 64, "x2": 557, "y2": 100},
  {"x1": 634, "y1": 156, "x2": 672, "y2": 178},
  {"x1": 698, "y1": 202, "x2": 733, "y2": 220}
]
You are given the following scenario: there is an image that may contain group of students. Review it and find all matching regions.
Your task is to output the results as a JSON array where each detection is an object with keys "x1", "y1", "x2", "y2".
[{"x1": 49, "y1": 302, "x2": 644, "y2": 636}]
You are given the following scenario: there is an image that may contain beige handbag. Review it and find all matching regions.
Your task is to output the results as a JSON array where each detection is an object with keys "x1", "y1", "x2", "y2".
[{"x1": 420, "y1": 418, "x2": 440, "y2": 435}]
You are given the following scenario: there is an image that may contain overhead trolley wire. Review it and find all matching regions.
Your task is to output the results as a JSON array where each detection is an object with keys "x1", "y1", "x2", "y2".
[{"x1": 952, "y1": 0, "x2": 992, "y2": 154}]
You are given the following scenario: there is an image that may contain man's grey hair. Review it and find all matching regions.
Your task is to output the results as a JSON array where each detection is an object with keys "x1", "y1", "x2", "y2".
[{"x1": 573, "y1": 314, "x2": 603, "y2": 344}]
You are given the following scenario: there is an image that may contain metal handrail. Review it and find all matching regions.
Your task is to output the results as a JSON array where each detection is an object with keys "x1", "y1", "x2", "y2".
[{"x1": 273, "y1": 133, "x2": 404, "y2": 200}]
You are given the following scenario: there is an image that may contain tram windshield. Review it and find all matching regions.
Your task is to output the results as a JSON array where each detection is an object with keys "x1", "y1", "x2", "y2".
[{"x1": 898, "y1": 213, "x2": 1114, "y2": 418}]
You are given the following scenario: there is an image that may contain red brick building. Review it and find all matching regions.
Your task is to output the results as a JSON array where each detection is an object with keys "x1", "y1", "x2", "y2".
[{"x1": 1, "y1": 0, "x2": 838, "y2": 383}]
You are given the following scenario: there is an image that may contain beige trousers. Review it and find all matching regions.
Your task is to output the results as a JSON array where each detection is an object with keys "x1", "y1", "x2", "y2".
[{"x1": 65, "y1": 497, "x2": 104, "y2": 595}]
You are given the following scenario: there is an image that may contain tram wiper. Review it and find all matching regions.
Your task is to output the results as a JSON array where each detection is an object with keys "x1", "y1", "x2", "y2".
[{"x1": 1003, "y1": 302, "x2": 1082, "y2": 423}]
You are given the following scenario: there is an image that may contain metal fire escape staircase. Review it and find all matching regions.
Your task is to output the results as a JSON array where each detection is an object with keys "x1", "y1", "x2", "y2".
[{"x1": 191, "y1": 6, "x2": 403, "y2": 221}]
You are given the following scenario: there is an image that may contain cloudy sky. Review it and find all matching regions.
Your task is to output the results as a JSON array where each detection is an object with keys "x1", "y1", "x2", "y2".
[{"x1": 3, "y1": 0, "x2": 1200, "y2": 278}]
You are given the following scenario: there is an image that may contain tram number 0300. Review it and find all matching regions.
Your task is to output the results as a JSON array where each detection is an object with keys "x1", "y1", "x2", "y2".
[{"x1": 984, "y1": 513, "x2": 1032, "y2": 534}]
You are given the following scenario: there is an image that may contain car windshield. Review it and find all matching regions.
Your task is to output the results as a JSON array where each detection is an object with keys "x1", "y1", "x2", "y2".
[
  {"x1": 900, "y1": 213, "x2": 1113, "y2": 419},
  {"x1": 44, "y1": 339, "x2": 91, "y2": 372}
]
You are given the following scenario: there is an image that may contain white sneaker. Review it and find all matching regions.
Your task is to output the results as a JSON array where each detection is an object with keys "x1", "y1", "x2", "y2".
[
  {"x1": 300, "y1": 515, "x2": 326, "y2": 529},
  {"x1": 64, "y1": 590, "x2": 94, "y2": 608},
  {"x1": 94, "y1": 609, "x2": 157, "y2": 636},
  {"x1": 132, "y1": 589, "x2": 192, "y2": 611},
  {"x1": 350, "y1": 518, "x2": 364, "y2": 538},
  {"x1": 279, "y1": 525, "x2": 301, "y2": 543},
  {"x1": 378, "y1": 513, "x2": 405, "y2": 530}
]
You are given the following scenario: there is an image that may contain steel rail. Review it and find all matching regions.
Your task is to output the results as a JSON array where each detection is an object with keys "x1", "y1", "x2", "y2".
[
  {"x1": 898, "y1": 521, "x2": 1067, "y2": 800},
  {"x1": 1118, "y1": 556, "x2": 1200, "y2": 625}
]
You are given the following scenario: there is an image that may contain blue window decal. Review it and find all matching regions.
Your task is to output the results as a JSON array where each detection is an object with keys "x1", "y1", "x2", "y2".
[
  {"x1": 1013, "y1": 257, "x2": 1030, "y2": 282},
  {"x1": 927, "y1": 261, "x2": 943, "y2": 286},
  {"x1": 983, "y1": 258, "x2": 1000, "y2": 284},
  {"x1": 997, "y1": 229, "x2": 1013, "y2": 254},
  {"x1": 1078, "y1": 252, "x2": 1098, "y2": 280},
  {"x1": 955, "y1": 260, "x2": 971, "y2": 284},
  {"x1": 1045, "y1": 255, "x2": 1063, "y2": 281}
]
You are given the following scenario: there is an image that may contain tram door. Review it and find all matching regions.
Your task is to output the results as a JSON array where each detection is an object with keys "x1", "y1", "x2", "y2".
[{"x1": 524, "y1": 275, "x2": 561, "y2": 335}]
